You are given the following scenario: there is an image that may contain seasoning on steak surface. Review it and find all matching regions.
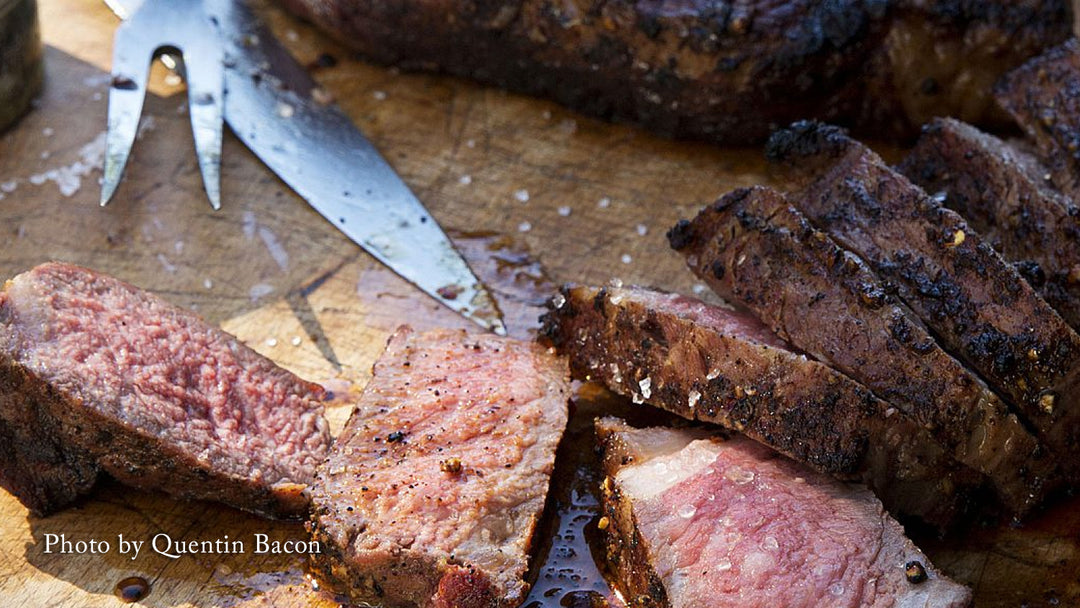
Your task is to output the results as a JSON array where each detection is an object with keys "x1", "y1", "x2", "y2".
[
  {"x1": 277, "y1": 0, "x2": 1069, "y2": 144},
  {"x1": 0, "y1": 262, "x2": 331, "y2": 518},
  {"x1": 307, "y1": 327, "x2": 570, "y2": 608},
  {"x1": 768, "y1": 121, "x2": 1080, "y2": 480},
  {"x1": 541, "y1": 283, "x2": 981, "y2": 527},
  {"x1": 668, "y1": 187, "x2": 1055, "y2": 516},
  {"x1": 900, "y1": 117, "x2": 1080, "y2": 330},
  {"x1": 995, "y1": 38, "x2": 1080, "y2": 201},
  {"x1": 595, "y1": 417, "x2": 973, "y2": 608}
]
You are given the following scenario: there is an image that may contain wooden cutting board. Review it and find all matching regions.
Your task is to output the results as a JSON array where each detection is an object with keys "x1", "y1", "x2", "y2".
[{"x1": 1, "y1": 1, "x2": 1078, "y2": 606}]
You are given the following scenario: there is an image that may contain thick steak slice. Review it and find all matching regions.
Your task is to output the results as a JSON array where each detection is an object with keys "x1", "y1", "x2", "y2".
[
  {"x1": 995, "y1": 39, "x2": 1080, "y2": 200},
  {"x1": 768, "y1": 121, "x2": 1080, "y2": 479},
  {"x1": 540, "y1": 283, "x2": 979, "y2": 527},
  {"x1": 0, "y1": 262, "x2": 330, "y2": 518},
  {"x1": 277, "y1": 0, "x2": 1069, "y2": 144},
  {"x1": 900, "y1": 118, "x2": 1080, "y2": 330},
  {"x1": 307, "y1": 327, "x2": 569, "y2": 608},
  {"x1": 595, "y1": 418, "x2": 973, "y2": 608},
  {"x1": 668, "y1": 187, "x2": 1054, "y2": 515}
]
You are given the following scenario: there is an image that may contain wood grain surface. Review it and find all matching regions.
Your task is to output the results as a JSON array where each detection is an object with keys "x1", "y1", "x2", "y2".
[{"x1": 1, "y1": 1, "x2": 1079, "y2": 606}]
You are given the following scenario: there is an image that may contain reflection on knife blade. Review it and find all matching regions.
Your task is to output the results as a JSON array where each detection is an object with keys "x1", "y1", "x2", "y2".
[{"x1": 104, "y1": 0, "x2": 506, "y2": 335}]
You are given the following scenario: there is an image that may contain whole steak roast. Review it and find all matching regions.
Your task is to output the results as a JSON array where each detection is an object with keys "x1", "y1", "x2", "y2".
[{"x1": 278, "y1": 0, "x2": 1070, "y2": 143}]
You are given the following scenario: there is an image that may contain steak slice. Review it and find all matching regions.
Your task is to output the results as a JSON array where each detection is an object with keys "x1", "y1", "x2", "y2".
[
  {"x1": 995, "y1": 39, "x2": 1080, "y2": 200},
  {"x1": 768, "y1": 121, "x2": 1080, "y2": 479},
  {"x1": 899, "y1": 117, "x2": 1080, "y2": 330},
  {"x1": 667, "y1": 187, "x2": 1055, "y2": 516},
  {"x1": 0, "y1": 262, "x2": 330, "y2": 518},
  {"x1": 595, "y1": 418, "x2": 973, "y2": 608},
  {"x1": 540, "y1": 283, "x2": 979, "y2": 527},
  {"x1": 307, "y1": 327, "x2": 570, "y2": 608},
  {"x1": 278, "y1": 0, "x2": 1069, "y2": 144}
]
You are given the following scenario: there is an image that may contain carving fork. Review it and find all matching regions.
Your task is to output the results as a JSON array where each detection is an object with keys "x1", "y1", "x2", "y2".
[{"x1": 101, "y1": 0, "x2": 224, "y2": 209}]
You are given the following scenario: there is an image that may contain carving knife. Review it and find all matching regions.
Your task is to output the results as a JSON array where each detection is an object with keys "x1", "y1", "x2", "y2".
[{"x1": 103, "y1": 0, "x2": 506, "y2": 335}]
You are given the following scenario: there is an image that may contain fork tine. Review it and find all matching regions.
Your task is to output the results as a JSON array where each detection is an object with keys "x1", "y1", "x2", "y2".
[
  {"x1": 102, "y1": 0, "x2": 226, "y2": 209},
  {"x1": 182, "y1": 37, "x2": 224, "y2": 210},
  {"x1": 101, "y1": 17, "x2": 154, "y2": 207}
]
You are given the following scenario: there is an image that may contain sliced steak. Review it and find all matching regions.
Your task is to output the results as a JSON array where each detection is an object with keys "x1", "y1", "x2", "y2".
[
  {"x1": 995, "y1": 38, "x2": 1080, "y2": 200},
  {"x1": 899, "y1": 118, "x2": 1080, "y2": 330},
  {"x1": 768, "y1": 121, "x2": 1080, "y2": 479},
  {"x1": 278, "y1": 0, "x2": 1069, "y2": 144},
  {"x1": 0, "y1": 262, "x2": 331, "y2": 518},
  {"x1": 540, "y1": 283, "x2": 979, "y2": 527},
  {"x1": 307, "y1": 327, "x2": 569, "y2": 608},
  {"x1": 595, "y1": 417, "x2": 973, "y2": 608},
  {"x1": 668, "y1": 187, "x2": 1055, "y2": 515}
]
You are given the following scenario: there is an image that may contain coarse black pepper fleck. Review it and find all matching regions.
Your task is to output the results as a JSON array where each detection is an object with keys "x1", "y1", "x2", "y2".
[{"x1": 905, "y1": 560, "x2": 928, "y2": 584}]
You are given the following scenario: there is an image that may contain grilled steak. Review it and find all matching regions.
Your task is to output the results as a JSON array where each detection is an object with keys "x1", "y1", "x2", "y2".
[
  {"x1": 540, "y1": 283, "x2": 979, "y2": 527},
  {"x1": 768, "y1": 121, "x2": 1080, "y2": 479},
  {"x1": 995, "y1": 39, "x2": 1080, "y2": 200},
  {"x1": 668, "y1": 187, "x2": 1054, "y2": 515},
  {"x1": 307, "y1": 327, "x2": 569, "y2": 608},
  {"x1": 595, "y1": 418, "x2": 973, "y2": 608},
  {"x1": 278, "y1": 0, "x2": 1069, "y2": 144},
  {"x1": 0, "y1": 262, "x2": 331, "y2": 518},
  {"x1": 900, "y1": 117, "x2": 1080, "y2": 330}
]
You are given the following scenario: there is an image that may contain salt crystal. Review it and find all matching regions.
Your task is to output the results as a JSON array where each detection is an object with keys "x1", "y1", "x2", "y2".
[
  {"x1": 828, "y1": 583, "x2": 845, "y2": 596},
  {"x1": 638, "y1": 377, "x2": 652, "y2": 399},
  {"x1": 608, "y1": 278, "x2": 624, "y2": 288},
  {"x1": 557, "y1": 205, "x2": 571, "y2": 217},
  {"x1": 291, "y1": 336, "x2": 302, "y2": 346},
  {"x1": 552, "y1": 292, "x2": 566, "y2": 309},
  {"x1": 459, "y1": 174, "x2": 472, "y2": 185},
  {"x1": 285, "y1": 30, "x2": 299, "y2": 42},
  {"x1": 276, "y1": 102, "x2": 295, "y2": 118},
  {"x1": 518, "y1": 221, "x2": 532, "y2": 233},
  {"x1": 266, "y1": 338, "x2": 278, "y2": 347},
  {"x1": 609, "y1": 363, "x2": 622, "y2": 384},
  {"x1": 514, "y1": 189, "x2": 530, "y2": 202},
  {"x1": 677, "y1": 504, "x2": 696, "y2": 519},
  {"x1": 726, "y1": 467, "x2": 755, "y2": 484},
  {"x1": 597, "y1": 197, "x2": 611, "y2": 208},
  {"x1": 688, "y1": 390, "x2": 701, "y2": 410},
  {"x1": 885, "y1": 407, "x2": 897, "y2": 418},
  {"x1": 632, "y1": 392, "x2": 644, "y2": 405},
  {"x1": 373, "y1": 90, "x2": 387, "y2": 101},
  {"x1": 466, "y1": 139, "x2": 476, "y2": 148},
  {"x1": 763, "y1": 536, "x2": 779, "y2": 551},
  {"x1": 621, "y1": 254, "x2": 632, "y2": 264},
  {"x1": 1, "y1": 180, "x2": 17, "y2": 193},
  {"x1": 164, "y1": 73, "x2": 182, "y2": 87},
  {"x1": 42, "y1": 127, "x2": 54, "y2": 137},
  {"x1": 636, "y1": 224, "x2": 648, "y2": 236},
  {"x1": 716, "y1": 559, "x2": 733, "y2": 572},
  {"x1": 39, "y1": 151, "x2": 49, "y2": 160},
  {"x1": 692, "y1": 283, "x2": 707, "y2": 295},
  {"x1": 204, "y1": 278, "x2": 213, "y2": 289}
]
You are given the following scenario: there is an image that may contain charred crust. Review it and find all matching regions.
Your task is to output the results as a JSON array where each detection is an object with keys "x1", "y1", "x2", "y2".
[
  {"x1": 666, "y1": 219, "x2": 695, "y2": 251},
  {"x1": 764, "y1": 121, "x2": 851, "y2": 164}
]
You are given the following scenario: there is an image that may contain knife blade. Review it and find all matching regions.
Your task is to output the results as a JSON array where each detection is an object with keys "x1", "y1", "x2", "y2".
[{"x1": 104, "y1": 0, "x2": 506, "y2": 335}]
